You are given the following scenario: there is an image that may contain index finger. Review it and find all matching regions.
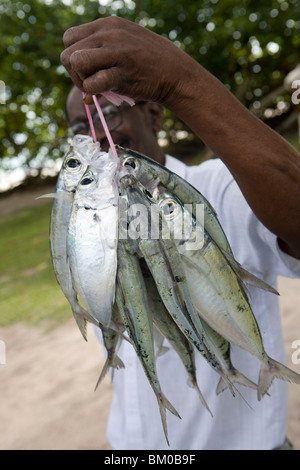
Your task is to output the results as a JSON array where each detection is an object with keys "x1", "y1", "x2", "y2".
[
  {"x1": 63, "y1": 17, "x2": 133, "y2": 48},
  {"x1": 63, "y1": 20, "x2": 100, "y2": 47}
]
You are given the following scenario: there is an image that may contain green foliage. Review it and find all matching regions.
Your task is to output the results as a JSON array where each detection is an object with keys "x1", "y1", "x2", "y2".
[{"x1": 0, "y1": 0, "x2": 299, "y2": 178}]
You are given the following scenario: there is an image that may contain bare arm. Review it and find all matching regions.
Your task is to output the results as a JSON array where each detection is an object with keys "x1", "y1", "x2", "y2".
[{"x1": 61, "y1": 17, "x2": 300, "y2": 259}]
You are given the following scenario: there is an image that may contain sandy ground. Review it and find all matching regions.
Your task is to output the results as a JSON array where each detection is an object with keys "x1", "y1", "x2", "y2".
[{"x1": 0, "y1": 187, "x2": 300, "y2": 450}]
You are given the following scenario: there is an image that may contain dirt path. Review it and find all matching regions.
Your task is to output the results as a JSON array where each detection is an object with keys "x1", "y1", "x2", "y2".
[{"x1": 0, "y1": 321, "x2": 113, "y2": 450}]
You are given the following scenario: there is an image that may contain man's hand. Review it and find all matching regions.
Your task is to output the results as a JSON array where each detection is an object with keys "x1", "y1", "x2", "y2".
[
  {"x1": 60, "y1": 16, "x2": 195, "y2": 108},
  {"x1": 61, "y1": 17, "x2": 300, "y2": 259}
]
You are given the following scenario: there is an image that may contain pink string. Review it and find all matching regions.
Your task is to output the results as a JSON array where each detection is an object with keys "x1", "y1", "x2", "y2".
[
  {"x1": 82, "y1": 92, "x2": 97, "y2": 143},
  {"x1": 92, "y1": 94, "x2": 119, "y2": 160},
  {"x1": 82, "y1": 92, "x2": 119, "y2": 160}
]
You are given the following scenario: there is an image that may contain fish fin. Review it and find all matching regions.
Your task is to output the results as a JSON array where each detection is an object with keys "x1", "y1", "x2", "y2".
[
  {"x1": 94, "y1": 355, "x2": 125, "y2": 391},
  {"x1": 216, "y1": 370, "x2": 258, "y2": 395},
  {"x1": 73, "y1": 303, "x2": 100, "y2": 340},
  {"x1": 258, "y1": 358, "x2": 300, "y2": 401},
  {"x1": 216, "y1": 377, "x2": 228, "y2": 395},
  {"x1": 35, "y1": 193, "x2": 57, "y2": 200},
  {"x1": 73, "y1": 313, "x2": 88, "y2": 341},
  {"x1": 156, "y1": 345, "x2": 169, "y2": 358},
  {"x1": 187, "y1": 378, "x2": 213, "y2": 417},
  {"x1": 220, "y1": 249, "x2": 279, "y2": 296},
  {"x1": 94, "y1": 360, "x2": 110, "y2": 390},
  {"x1": 216, "y1": 375, "x2": 254, "y2": 410},
  {"x1": 36, "y1": 192, "x2": 74, "y2": 201},
  {"x1": 108, "y1": 321, "x2": 130, "y2": 343},
  {"x1": 113, "y1": 355, "x2": 125, "y2": 370},
  {"x1": 157, "y1": 393, "x2": 181, "y2": 446}
]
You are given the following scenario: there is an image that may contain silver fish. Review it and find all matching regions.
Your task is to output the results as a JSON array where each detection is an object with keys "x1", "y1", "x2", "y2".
[
  {"x1": 182, "y1": 235, "x2": 300, "y2": 400},
  {"x1": 125, "y1": 174, "x2": 258, "y2": 397},
  {"x1": 117, "y1": 146, "x2": 278, "y2": 294},
  {"x1": 119, "y1": 174, "x2": 229, "y2": 384},
  {"x1": 67, "y1": 150, "x2": 119, "y2": 328},
  {"x1": 139, "y1": 180, "x2": 295, "y2": 399},
  {"x1": 116, "y1": 146, "x2": 232, "y2": 254},
  {"x1": 140, "y1": 257, "x2": 213, "y2": 416},
  {"x1": 116, "y1": 237, "x2": 181, "y2": 446},
  {"x1": 49, "y1": 135, "x2": 101, "y2": 340}
]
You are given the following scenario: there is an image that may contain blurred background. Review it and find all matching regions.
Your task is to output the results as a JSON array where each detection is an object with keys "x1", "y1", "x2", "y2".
[
  {"x1": 0, "y1": 0, "x2": 300, "y2": 450},
  {"x1": 1, "y1": 0, "x2": 300, "y2": 192}
]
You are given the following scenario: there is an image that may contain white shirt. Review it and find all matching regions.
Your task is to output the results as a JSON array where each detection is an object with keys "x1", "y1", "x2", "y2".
[{"x1": 96, "y1": 156, "x2": 300, "y2": 450}]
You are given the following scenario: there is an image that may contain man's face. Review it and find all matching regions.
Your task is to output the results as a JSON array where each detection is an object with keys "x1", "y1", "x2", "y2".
[{"x1": 66, "y1": 87, "x2": 165, "y2": 165}]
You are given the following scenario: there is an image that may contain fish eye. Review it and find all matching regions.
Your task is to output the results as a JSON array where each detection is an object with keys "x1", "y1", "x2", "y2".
[
  {"x1": 160, "y1": 199, "x2": 178, "y2": 217},
  {"x1": 143, "y1": 188, "x2": 153, "y2": 199},
  {"x1": 124, "y1": 158, "x2": 138, "y2": 170},
  {"x1": 65, "y1": 157, "x2": 81, "y2": 169},
  {"x1": 80, "y1": 177, "x2": 94, "y2": 186}
]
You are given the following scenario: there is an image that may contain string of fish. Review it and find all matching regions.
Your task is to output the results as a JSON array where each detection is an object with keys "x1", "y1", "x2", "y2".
[{"x1": 47, "y1": 91, "x2": 300, "y2": 446}]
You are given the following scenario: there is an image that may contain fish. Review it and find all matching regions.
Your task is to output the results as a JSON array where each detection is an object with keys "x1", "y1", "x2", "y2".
[
  {"x1": 119, "y1": 174, "x2": 209, "y2": 356},
  {"x1": 116, "y1": 145, "x2": 232, "y2": 254},
  {"x1": 135, "y1": 178, "x2": 297, "y2": 399},
  {"x1": 125, "y1": 174, "x2": 259, "y2": 397},
  {"x1": 153, "y1": 324, "x2": 170, "y2": 358},
  {"x1": 182, "y1": 233, "x2": 300, "y2": 400},
  {"x1": 49, "y1": 134, "x2": 102, "y2": 340},
  {"x1": 140, "y1": 257, "x2": 213, "y2": 416},
  {"x1": 116, "y1": 236, "x2": 181, "y2": 446},
  {"x1": 94, "y1": 304, "x2": 126, "y2": 390},
  {"x1": 67, "y1": 150, "x2": 119, "y2": 328},
  {"x1": 116, "y1": 146, "x2": 278, "y2": 295},
  {"x1": 119, "y1": 172, "x2": 250, "y2": 397}
]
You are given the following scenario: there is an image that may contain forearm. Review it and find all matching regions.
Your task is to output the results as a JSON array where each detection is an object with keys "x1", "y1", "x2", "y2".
[{"x1": 168, "y1": 63, "x2": 300, "y2": 258}]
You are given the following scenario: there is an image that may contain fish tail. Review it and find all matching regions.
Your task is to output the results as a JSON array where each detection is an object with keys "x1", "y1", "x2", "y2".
[
  {"x1": 94, "y1": 359, "x2": 111, "y2": 391},
  {"x1": 191, "y1": 381, "x2": 213, "y2": 417},
  {"x1": 220, "y1": 249, "x2": 279, "y2": 295},
  {"x1": 72, "y1": 312, "x2": 88, "y2": 341},
  {"x1": 215, "y1": 375, "x2": 254, "y2": 410},
  {"x1": 113, "y1": 355, "x2": 125, "y2": 370},
  {"x1": 258, "y1": 358, "x2": 300, "y2": 401},
  {"x1": 156, "y1": 345, "x2": 170, "y2": 358},
  {"x1": 157, "y1": 393, "x2": 181, "y2": 446},
  {"x1": 73, "y1": 304, "x2": 100, "y2": 341},
  {"x1": 216, "y1": 370, "x2": 258, "y2": 395},
  {"x1": 94, "y1": 355, "x2": 125, "y2": 391}
]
